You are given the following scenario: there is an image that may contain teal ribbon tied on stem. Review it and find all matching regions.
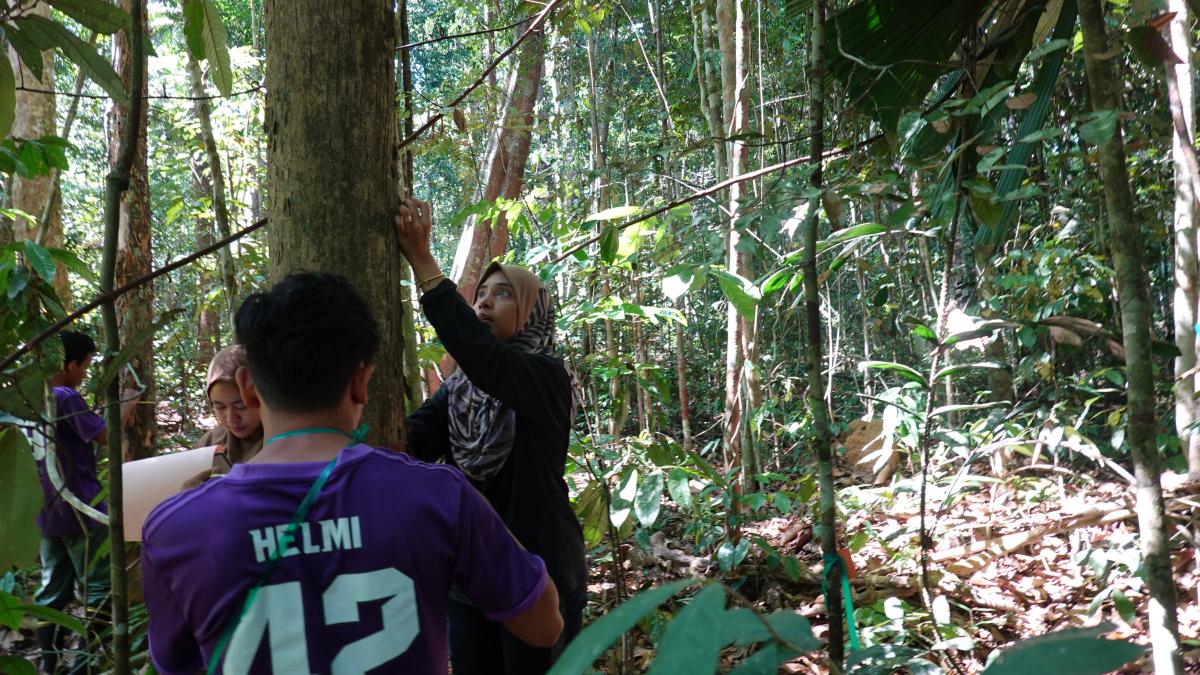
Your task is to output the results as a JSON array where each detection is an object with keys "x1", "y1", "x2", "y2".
[{"x1": 821, "y1": 552, "x2": 861, "y2": 652}]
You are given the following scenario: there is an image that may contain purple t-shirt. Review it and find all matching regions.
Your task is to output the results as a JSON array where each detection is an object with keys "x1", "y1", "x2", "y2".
[
  {"x1": 36, "y1": 386, "x2": 107, "y2": 537},
  {"x1": 141, "y1": 444, "x2": 547, "y2": 674}
]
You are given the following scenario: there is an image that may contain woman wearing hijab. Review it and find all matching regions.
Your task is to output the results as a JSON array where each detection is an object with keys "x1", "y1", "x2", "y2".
[
  {"x1": 395, "y1": 197, "x2": 587, "y2": 674},
  {"x1": 186, "y1": 345, "x2": 263, "y2": 486}
]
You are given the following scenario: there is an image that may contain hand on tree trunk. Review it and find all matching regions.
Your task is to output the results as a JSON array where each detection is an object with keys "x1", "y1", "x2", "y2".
[{"x1": 393, "y1": 197, "x2": 443, "y2": 291}]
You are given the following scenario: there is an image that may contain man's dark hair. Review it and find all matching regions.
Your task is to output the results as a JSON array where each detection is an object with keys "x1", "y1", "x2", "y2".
[
  {"x1": 234, "y1": 272, "x2": 380, "y2": 412},
  {"x1": 58, "y1": 331, "x2": 96, "y2": 367}
]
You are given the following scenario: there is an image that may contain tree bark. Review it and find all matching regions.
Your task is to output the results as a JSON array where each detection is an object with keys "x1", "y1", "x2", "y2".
[
  {"x1": 716, "y1": 0, "x2": 756, "y2": 483},
  {"x1": 396, "y1": 0, "x2": 423, "y2": 412},
  {"x1": 1165, "y1": 0, "x2": 1200, "y2": 479},
  {"x1": 191, "y1": 158, "x2": 220, "y2": 368},
  {"x1": 264, "y1": 0, "x2": 407, "y2": 449},
  {"x1": 1079, "y1": 1, "x2": 1183, "y2": 671},
  {"x1": 8, "y1": 2, "x2": 67, "y2": 305},
  {"x1": 185, "y1": 46, "x2": 238, "y2": 328},
  {"x1": 450, "y1": 20, "x2": 546, "y2": 301},
  {"x1": 110, "y1": 0, "x2": 155, "y2": 461},
  {"x1": 804, "y1": 0, "x2": 844, "y2": 665}
]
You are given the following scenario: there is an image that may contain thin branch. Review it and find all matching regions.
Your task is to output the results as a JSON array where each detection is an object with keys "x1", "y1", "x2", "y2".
[
  {"x1": 396, "y1": 19, "x2": 525, "y2": 51},
  {"x1": 550, "y1": 135, "x2": 882, "y2": 264},
  {"x1": 13, "y1": 81, "x2": 264, "y2": 101},
  {"x1": 398, "y1": 0, "x2": 564, "y2": 150},
  {"x1": 0, "y1": 217, "x2": 267, "y2": 374}
]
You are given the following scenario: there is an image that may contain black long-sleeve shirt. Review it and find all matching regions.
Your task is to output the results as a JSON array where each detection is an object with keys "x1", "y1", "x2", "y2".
[{"x1": 406, "y1": 280, "x2": 587, "y2": 594}]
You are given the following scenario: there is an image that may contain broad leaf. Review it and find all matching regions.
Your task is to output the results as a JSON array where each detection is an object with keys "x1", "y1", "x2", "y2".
[
  {"x1": 22, "y1": 241, "x2": 56, "y2": 283},
  {"x1": 4, "y1": 25, "x2": 45, "y2": 81},
  {"x1": 548, "y1": 580, "x2": 694, "y2": 675},
  {"x1": 0, "y1": 656, "x2": 37, "y2": 675},
  {"x1": 0, "y1": 592, "x2": 83, "y2": 634},
  {"x1": 1078, "y1": 109, "x2": 1119, "y2": 146},
  {"x1": 859, "y1": 360, "x2": 929, "y2": 388},
  {"x1": 930, "y1": 401, "x2": 1011, "y2": 418},
  {"x1": 0, "y1": 429, "x2": 42, "y2": 570},
  {"x1": 586, "y1": 204, "x2": 641, "y2": 222},
  {"x1": 634, "y1": 470, "x2": 664, "y2": 527},
  {"x1": 13, "y1": 16, "x2": 127, "y2": 105},
  {"x1": 609, "y1": 468, "x2": 638, "y2": 528},
  {"x1": 183, "y1": 0, "x2": 233, "y2": 96},
  {"x1": 817, "y1": 223, "x2": 887, "y2": 253},
  {"x1": 713, "y1": 270, "x2": 760, "y2": 323},
  {"x1": 932, "y1": 361, "x2": 1010, "y2": 383},
  {"x1": 49, "y1": 0, "x2": 129, "y2": 34},
  {"x1": 981, "y1": 623, "x2": 1144, "y2": 675},
  {"x1": 647, "y1": 585, "x2": 727, "y2": 674},
  {"x1": 599, "y1": 225, "x2": 619, "y2": 264},
  {"x1": 667, "y1": 467, "x2": 692, "y2": 509}
]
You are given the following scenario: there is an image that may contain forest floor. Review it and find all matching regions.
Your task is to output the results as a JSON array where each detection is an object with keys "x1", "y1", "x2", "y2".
[{"x1": 584, "y1": 453, "x2": 1200, "y2": 673}]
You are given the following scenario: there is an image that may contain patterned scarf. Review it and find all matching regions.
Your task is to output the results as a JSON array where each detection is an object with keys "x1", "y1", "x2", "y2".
[{"x1": 445, "y1": 263, "x2": 557, "y2": 482}]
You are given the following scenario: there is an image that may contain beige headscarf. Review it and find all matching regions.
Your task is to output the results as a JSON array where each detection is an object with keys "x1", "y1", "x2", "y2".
[{"x1": 196, "y1": 345, "x2": 263, "y2": 465}]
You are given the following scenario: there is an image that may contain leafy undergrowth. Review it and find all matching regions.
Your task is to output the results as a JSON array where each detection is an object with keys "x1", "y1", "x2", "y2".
[{"x1": 582, "y1": 467, "x2": 1200, "y2": 673}]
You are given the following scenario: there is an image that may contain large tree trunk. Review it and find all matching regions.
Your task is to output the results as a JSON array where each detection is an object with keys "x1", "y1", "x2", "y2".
[
  {"x1": 264, "y1": 0, "x2": 407, "y2": 449},
  {"x1": 185, "y1": 47, "x2": 238, "y2": 328},
  {"x1": 110, "y1": 0, "x2": 155, "y2": 461},
  {"x1": 1166, "y1": 0, "x2": 1200, "y2": 479},
  {"x1": 450, "y1": 22, "x2": 546, "y2": 300},
  {"x1": 8, "y1": 2, "x2": 67, "y2": 305},
  {"x1": 1079, "y1": 1, "x2": 1183, "y2": 672}
]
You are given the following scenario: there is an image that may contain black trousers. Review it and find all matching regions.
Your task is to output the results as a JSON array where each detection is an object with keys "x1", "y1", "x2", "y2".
[{"x1": 448, "y1": 583, "x2": 586, "y2": 675}]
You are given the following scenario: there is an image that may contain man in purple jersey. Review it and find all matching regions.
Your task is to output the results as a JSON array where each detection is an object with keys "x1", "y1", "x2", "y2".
[{"x1": 141, "y1": 272, "x2": 562, "y2": 674}]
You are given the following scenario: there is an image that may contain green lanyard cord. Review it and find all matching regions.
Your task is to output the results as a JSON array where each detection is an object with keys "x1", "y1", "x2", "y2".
[
  {"x1": 204, "y1": 426, "x2": 361, "y2": 673},
  {"x1": 822, "y1": 553, "x2": 861, "y2": 653},
  {"x1": 264, "y1": 424, "x2": 369, "y2": 447}
]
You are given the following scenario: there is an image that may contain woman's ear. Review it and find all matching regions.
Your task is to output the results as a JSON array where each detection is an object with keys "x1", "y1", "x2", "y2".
[
  {"x1": 234, "y1": 366, "x2": 262, "y2": 410},
  {"x1": 351, "y1": 364, "x2": 375, "y2": 406}
]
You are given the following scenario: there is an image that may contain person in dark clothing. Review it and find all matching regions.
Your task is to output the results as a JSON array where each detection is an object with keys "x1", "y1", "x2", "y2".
[{"x1": 394, "y1": 197, "x2": 588, "y2": 674}]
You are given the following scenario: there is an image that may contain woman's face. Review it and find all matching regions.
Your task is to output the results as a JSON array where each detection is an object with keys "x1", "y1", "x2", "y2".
[
  {"x1": 209, "y1": 381, "x2": 261, "y2": 439},
  {"x1": 474, "y1": 272, "x2": 520, "y2": 341}
]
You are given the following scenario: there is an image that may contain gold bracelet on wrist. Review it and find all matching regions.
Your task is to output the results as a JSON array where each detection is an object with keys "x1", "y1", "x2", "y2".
[{"x1": 419, "y1": 272, "x2": 445, "y2": 289}]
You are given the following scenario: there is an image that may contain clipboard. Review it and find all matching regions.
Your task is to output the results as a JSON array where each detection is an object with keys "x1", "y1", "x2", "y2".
[{"x1": 122, "y1": 445, "x2": 219, "y2": 542}]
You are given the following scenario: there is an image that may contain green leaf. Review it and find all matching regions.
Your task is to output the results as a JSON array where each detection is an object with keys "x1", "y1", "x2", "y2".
[
  {"x1": 729, "y1": 612, "x2": 821, "y2": 675},
  {"x1": 0, "y1": 50, "x2": 14, "y2": 140},
  {"x1": 635, "y1": 470, "x2": 664, "y2": 527},
  {"x1": 663, "y1": 266, "x2": 704, "y2": 301},
  {"x1": 599, "y1": 225, "x2": 619, "y2": 264},
  {"x1": 911, "y1": 324, "x2": 937, "y2": 341},
  {"x1": 13, "y1": 16, "x2": 127, "y2": 105},
  {"x1": 586, "y1": 204, "x2": 641, "y2": 222},
  {"x1": 667, "y1": 467, "x2": 692, "y2": 509},
  {"x1": 1078, "y1": 109, "x2": 1119, "y2": 146},
  {"x1": 183, "y1": 0, "x2": 233, "y2": 96},
  {"x1": 49, "y1": 0, "x2": 129, "y2": 34},
  {"x1": 0, "y1": 592, "x2": 83, "y2": 634},
  {"x1": 713, "y1": 270, "x2": 760, "y2": 323},
  {"x1": 22, "y1": 240, "x2": 55, "y2": 283},
  {"x1": 45, "y1": 247, "x2": 97, "y2": 284},
  {"x1": 932, "y1": 361, "x2": 1010, "y2": 383},
  {"x1": 930, "y1": 401, "x2": 1011, "y2": 418},
  {"x1": 760, "y1": 268, "x2": 796, "y2": 296},
  {"x1": 859, "y1": 360, "x2": 929, "y2": 388},
  {"x1": 647, "y1": 585, "x2": 727, "y2": 674},
  {"x1": 1111, "y1": 589, "x2": 1135, "y2": 623},
  {"x1": 548, "y1": 580, "x2": 694, "y2": 675},
  {"x1": 0, "y1": 429, "x2": 42, "y2": 570},
  {"x1": 3, "y1": 24, "x2": 44, "y2": 82},
  {"x1": 981, "y1": 623, "x2": 1144, "y2": 675},
  {"x1": 609, "y1": 468, "x2": 638, "y2": 528},
  {"x1": 0, "y1": 655, "x2": 38, "y2": 675},
  {"x1": 573, "y1": 479, "x2": 607, "y2": 549},
  {"x1": 817, "y1": 223, "x2": 887, "y2": 253},
  {"x1": 717, "y1": 538, "x2": 750, "y2": 572}
]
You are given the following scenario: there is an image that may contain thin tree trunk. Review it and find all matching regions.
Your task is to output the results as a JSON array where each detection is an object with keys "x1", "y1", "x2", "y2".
[
  {"x1": 396, "y1": 0, "x2": 423, "y2": 412},
  {"x1": 804, "y1": 0, "x2": 844, "y2": 664},
  {"x1": 264, "y1": 0, "x2": 407, "y2": 448},
  {"x1": 111, "y1": 0, "x2": 155, "y2": 461},
  {"x1": 185, "y1": 47, "x2": 238, "y2": 327},
  {"x1": 1079, "y1": 1, "x2": 1183, "y2": 671},
  {"x1": 450, "y1": 20, "x2": 546, "y2": 301},
  {"x1": 700, "y1": 4, "x2": 728, "y2": 181},
  {"x1": 716, "y1": 0, "x2": 756, "y2": 486},
  {"x1": 8, "y1": 2, "x2": 67, "y2": 303},
  {"x1": 191, "y1": 159, "x2": 220, "y2": 367},
  {"x1": 101, "y1": 0, "x2": 145, "y2": 668},
  {"x1": 1166, "y1": 0, "x2": 1200, "y2": 479}
]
